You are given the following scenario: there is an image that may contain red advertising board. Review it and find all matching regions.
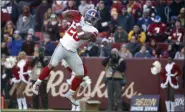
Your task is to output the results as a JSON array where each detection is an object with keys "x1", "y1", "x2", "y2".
[{"x1": 23, "y1": 58, "x2": 184, "y2": 111}]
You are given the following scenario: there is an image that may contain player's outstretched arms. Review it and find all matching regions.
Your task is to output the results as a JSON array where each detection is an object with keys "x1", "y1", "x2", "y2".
[{"x1": 62, "y1": 10, "x2": 81, "y2": 22}]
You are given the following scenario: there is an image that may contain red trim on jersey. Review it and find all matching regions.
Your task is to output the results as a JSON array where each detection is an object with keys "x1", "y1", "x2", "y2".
[{"x1": 92, "y1": 32, "x2": 98, "y2": 37}]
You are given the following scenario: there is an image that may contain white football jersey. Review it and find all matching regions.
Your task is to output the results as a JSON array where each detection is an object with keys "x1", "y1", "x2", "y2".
[{"x1": 60, "y1": 17, "x2": 98, "y2": 52}]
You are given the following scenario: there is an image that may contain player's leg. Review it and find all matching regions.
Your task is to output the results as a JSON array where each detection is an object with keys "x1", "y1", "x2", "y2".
[
  {"x1": 64, "y1": 53, "x2": 84, "y2": 106},
  {"x1": 32, "y1": 43, "x2": 65, "y2": 95}
]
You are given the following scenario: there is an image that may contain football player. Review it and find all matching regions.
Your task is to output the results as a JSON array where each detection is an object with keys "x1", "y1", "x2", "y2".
[{"x1": 32, "y1": 9, "x2": 99, "y2": 106}]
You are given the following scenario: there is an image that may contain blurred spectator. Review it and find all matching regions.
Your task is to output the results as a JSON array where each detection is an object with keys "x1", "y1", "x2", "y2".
[
  {"x1": 169, "y1": 0, "x2": 184, "y2": 17},
  {"x1": 134, "y1": 45, "x2": 152, "y2": 58},
  {"x1": 35, "y1": 0, "x2": 52, "y2": 31},
  {"x1": 97, "y1": 0, "x2": 111, "y2": 32},
  {"x1": 155, "y1": 0, "x2": 170, "y2": 23},
  {"x1": 175, "y1": 46, "x2": 184, "y2": 59},
  {"x1": 2, "y1": 33, "x2": 12, "y2": 44},
  {"x1": 128, "y1": 24, "x2": 146, "y2": 44},
  {"x1": 52, "y1": 0, "x2": 63, "y2": 13},
  {"x1": 44, "y1": 8, "x2": 53, "y2": 20},
  {"x1": 78, "y1": 0, "x2": 90, "y2": 14},
  {"x1": 43, "y1": 14, "x2": 59, "y2": 41},
  {"x1": 168, "y1": 20, "x2": 184, "y2": 47},
  {"x1": 22, "y1": 35, "x2": 36, "y2": 56},
  {"x1": 27, "y1": 28, "x2": 40, "y2": 41},
  {"x1": 16, "y1": 5, "x2": 34, "y2": 39},
  {"x1": 1, "y1": 42, "x2": 9, "y2": 56},
  {"x1": 1, "y1": 8, "x2": 11, "y2": 28},
  {"x1": 178, "y1": 7, "x2": 185, "y2": 27},
  {"x1": 134, "y1": 8, "x2": 143, "y2": 24},
  {"x1": 109, "y1": 8, "x2": 119, "y2": 32},
  {"x1": 143, "y1": 0, "x2": 156, "y2": 18},
  {"x1": 166, "y1": 16, "x2": 178, "y2": 33},
  {"x1": 1, "y1": 54, "x2": 13, "y2": 99},
  {"x1": 111, "y1": 0, "x2": 124, "y2": 14},
  {"x1": 108, "y1": 33, "x2": 115, "y2": 43},
  {"x1": 63, "y1": 0, "x2": 77, "y2": 11},
  {"x1": 88, "y1": 0, "x2": 95, "y2": 9},
  {"x1": 59, "y1": 19, "x2": 71, "y2": 38},
  {"x1": 79, "y1": 42, "x2": 100, "y2": 57},
  {"x1": 41, "y1": 33, "x2": 55, "y2": 56},
  {"x1": 99, "y1": 38, "x2": 112, "y2": 57},
  {"x1": 147, "y1": 16, "x2": 167, "y2": 42},
  {"x1": 137, "y1": 9, "x2": 153, "y2": 32},
  {"x1": 1, "y1": 0, "x2": 21, "y2": 26},
  {"x1": 3, "y1": 20, "x2": 15, "y2": 37},
  {"x1": 114, "y1": 26, "x2": 128, "y2": 42},
  {"x1": 147, "y1": 39, "x2": 161, "y2": 58},
  {"x1": 127, "y1": 37, "x2": 141, "y2": 55},
  {"x1": 119, "y1": 44, "x2": 133, "y2": 58},
  {"x1": 118, "y1": 6, "x2": 134, "y2": 33},
  {"x1": 161, "y1": 44, "x2": 177, "y2": 59},
  {"x1": 129, "y1": 0, "x2": 142, "y2": 20},
  {"x1": 7, "y1": 30, "x2": 23, "y2": 56}
]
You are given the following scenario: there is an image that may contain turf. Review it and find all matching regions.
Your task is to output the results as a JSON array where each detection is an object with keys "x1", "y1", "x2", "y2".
[{"x1": 1, "y1": 109, "x2": 70, "y2": 112}]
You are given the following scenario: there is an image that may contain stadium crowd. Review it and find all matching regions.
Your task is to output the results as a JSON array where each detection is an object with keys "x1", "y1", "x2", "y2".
[{"x1": 1, "y1": 0, "x2": 185, "y2": 59}]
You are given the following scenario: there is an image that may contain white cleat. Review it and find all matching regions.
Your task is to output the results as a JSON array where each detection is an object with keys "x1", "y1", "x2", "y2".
[
  {"x1": 75, "y1": 105, "x2": 80, "y2": 111},
  {"x1": 71, "y1": 104, "x2": 76, "y2": 111},
  {"x1": 23, "y1": 106, "x2": 27, "y2": 110},
  {"x1": 32, "y1": 83, "x2": 40, "y2": 95},
  {"x1": 64, "y1": 90, "x2": 79, "y2": 106}
]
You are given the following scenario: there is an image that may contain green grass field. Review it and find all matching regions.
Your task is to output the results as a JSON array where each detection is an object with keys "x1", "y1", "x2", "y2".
[
  {"x1": 1, "y1": 109, "x2": 102, "y2": 112},
  {"x1": 1, "y1": 109, "x2": 70, "y2": 112}
]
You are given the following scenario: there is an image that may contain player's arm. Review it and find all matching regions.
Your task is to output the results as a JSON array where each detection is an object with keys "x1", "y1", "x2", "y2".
[
  {"x1": 62, "y1": 10, "x2": 81, "y2": 22},
  {"x1": 76, "y1": 25, "x2": 97, "y2": 41}
]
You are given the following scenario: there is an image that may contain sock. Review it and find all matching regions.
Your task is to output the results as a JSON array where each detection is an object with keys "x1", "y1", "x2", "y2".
[
  {"x1": 38, "y1": 66, "x2": 51, "y2": 81},
  {"x1": 17, "y1": 98, "x2": 22, "y2": 109},
  {"x1": 66, "y1": 66, "x2": 72, "y2": 73},
  {"x1": 71, "y1": 77, "x2": 83, "y2": 91},
  {"x1": 21, "y1": 97, "x2": 27, "y2": 109}
]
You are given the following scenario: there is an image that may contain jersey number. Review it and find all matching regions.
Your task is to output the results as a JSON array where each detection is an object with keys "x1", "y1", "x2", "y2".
[
  {"x1": 154, "y1": 27, "x2": 160, "y2": 33},
  {"x1": 67, "y1": 27, "x2": 80, "y2": 41},
  {"x1": 173, "y1": 33, "x2": 182, "y2": 42}
]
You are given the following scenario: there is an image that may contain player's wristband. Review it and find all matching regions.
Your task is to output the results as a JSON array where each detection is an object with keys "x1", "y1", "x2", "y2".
[{"x1": 77, "y1": 32, "x2": 85, "y2": 36}]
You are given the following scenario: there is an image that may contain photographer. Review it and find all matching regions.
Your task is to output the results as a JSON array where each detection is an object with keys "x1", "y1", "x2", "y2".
[
  {"x1": 30, "y1": 47, "x2": 49, "y2": 109},
  {"x1": 102, "y1": 48, "x2": 127, "y2": 111}
]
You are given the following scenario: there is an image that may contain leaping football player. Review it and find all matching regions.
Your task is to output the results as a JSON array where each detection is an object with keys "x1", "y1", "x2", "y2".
[{"x1": 31, "y1": 9, "x2": 99, "y2": 106}]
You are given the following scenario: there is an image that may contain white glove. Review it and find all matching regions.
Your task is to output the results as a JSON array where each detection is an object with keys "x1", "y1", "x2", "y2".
[
  {"x1": 2, "y1": 74, "x2": 7, "y2": 79},
  {"x1": 101, "y1": 22, "x2": 108, "y2": 27},
  {"x1": 160, "y1": 83, "x2": 167, "y2": 89},
  {"x1": 80, "y1": 76, "x2": 92, "y2": 87}
]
